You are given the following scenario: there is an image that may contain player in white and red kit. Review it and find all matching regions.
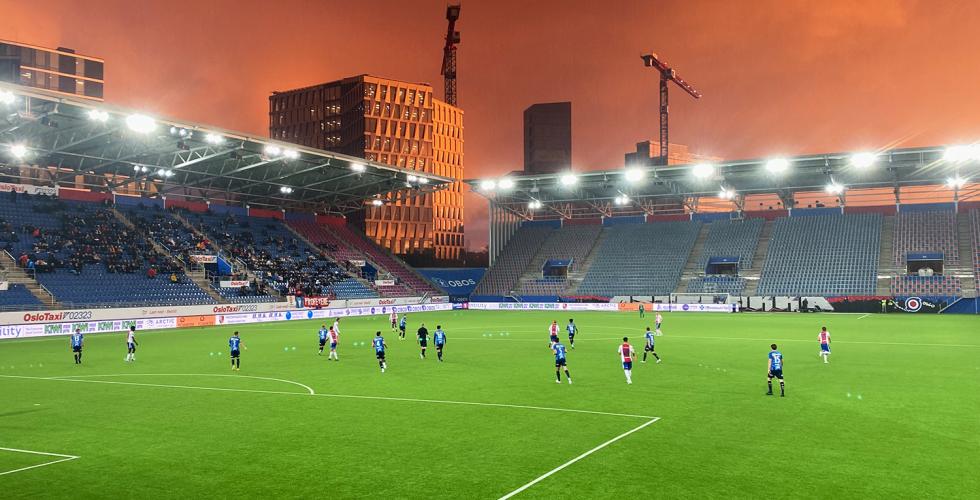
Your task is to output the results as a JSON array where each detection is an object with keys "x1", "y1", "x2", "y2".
[
  {"x1": 328, "y1": 326, "x2": 340, "y2": 361},
  {"x1": 548, "y1": 321, "x2": 560, "y2": 347},
  {"x1": 655, "y1": 313, "x2": 663, "y2": 335},
  {"x1": 390, "y1": 310, "x2": 398, "y2": 333},
  {"x1": 619, "y1": 337, "x2": 636, "y2": 384},
  {"x1": 818, "y1": 326, "x2": 831, "y2": 364}
]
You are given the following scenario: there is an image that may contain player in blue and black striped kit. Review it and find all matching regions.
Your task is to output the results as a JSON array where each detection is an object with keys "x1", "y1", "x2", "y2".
[
  {"x1": 566, "y1": 319, "x2": 577, "y2": 349},
  {"x1": 317, "y1": 324, "x2": 328, "y2": 355},
  {"x1": 552, "y1": 341, "x2": 572, "y2": 384},
  {"x1": 642, "y1": 327, "x2": 661, "y2": 364},
  {"x1": 70, "y1": 328, "x2": 83, "y2": 364},
  {"x1": 433, "y1": 325, "x2": 447, "y2": 362},
  {"x1": 373, "y1": 331, "x2": 388, "y2": 373},
  {"x1": 767, "y1": 344, "x2": 785, "y2": 397},
  {"x1": 229, "y1": 331, "x2": 245, "y2": 371}
]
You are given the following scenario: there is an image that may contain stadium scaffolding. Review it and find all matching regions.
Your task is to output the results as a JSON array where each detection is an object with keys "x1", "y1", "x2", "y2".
[{"x1": 0, "y1": 82, "x2": 453, "y2": 214}]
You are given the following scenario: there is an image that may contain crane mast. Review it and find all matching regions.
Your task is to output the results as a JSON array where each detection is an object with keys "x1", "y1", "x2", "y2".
[
  {"x1": 441, "y1": 4, "x2": 461, "y2": 106},
  {"x1": 641, "y1": 53, "x2": 701, "y2": 166}
]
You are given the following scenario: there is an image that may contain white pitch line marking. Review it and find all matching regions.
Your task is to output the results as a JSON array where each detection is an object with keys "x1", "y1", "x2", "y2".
[
  {"x1": 53, "y1": 373, "x2": 316, "y2": 395},
  {"x1": 498, "y1": 417, "x2": 660, "y2": 499},
  {"x1": 0, "y1": 374, "x2": 656, "y2": 420},
  {"x1": 0, "y1": 447, "x2": 79, "y2": 476},
  {"x1": 856, "y1": 314, "x2": 870, "y2": 320}
]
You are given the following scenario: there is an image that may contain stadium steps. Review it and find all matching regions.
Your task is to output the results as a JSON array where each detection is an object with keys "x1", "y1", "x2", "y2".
[
  {"x1": 954, "y1": 212, "x2": 977, "y2": 298},
  {"x1": 875, "y1": 215, "x2": 897, "y2": 294},
  {"x1": 674, "y1": 223, "x2": 711, "y2": 294},
  {"x1": 0, "y1": 251, "x2": 60, "y2": 308},
  {"x1": 170, "y1": 212, "x2": 283, "y2": 300},
  {"x1": 112, "y1": 208, "x2": 229, "y2": 304},
  {"x1": 282, "y1": 222, "x2": 380, "y2": 293},
  {"x1": 566, "y1": 229, "x2": 608, "y2": 294},
  {"x1": 325, "y1": 225, "x2": 438, "y2": 295},
  {"x1": 741, "y1": 219, "x2": 773, "y2": 295}
]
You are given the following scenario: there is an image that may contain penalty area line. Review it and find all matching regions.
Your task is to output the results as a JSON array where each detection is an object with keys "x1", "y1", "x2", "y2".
[
  {"x1": 497, "y1": 417, "x2": 660, "y2": 499},
  {"x1": 0, "y1": 447, "x2": 79, "y2": 476},
  {"x1": 0, "y1": 374, "x2": 657, "y2": 420}
]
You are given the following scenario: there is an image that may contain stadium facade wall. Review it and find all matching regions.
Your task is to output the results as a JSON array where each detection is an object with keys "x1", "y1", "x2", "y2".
[
  {"x1": 285, "y1": 212, "x2": 316, "y2": 223},
  {"x1": 692, "y1": 212, "x2": 731, "y2": 223},
  {"x1": 114, "y1": 194, "x2": 163, "y2": 209},
  {"x1": 791, "y1": 207, "x2": 842, "y2": 217},
  {"x1": 602, "y1": 215, "x2": 645, "y2": 226},
  {"x1": 59, "y1": 188, "x2": 111, "y2": 203},
  {"x1": 209, "y1": 203, "x2": 248, "y2": 217},
  {"x1": 522, "y1": 220, "x2": 562, "y2": 229},
  {"x1": 743, "y1": 209, "x2": 787, "y2": 220},
  {"x1": 845, "y1": 205, "x2": 896, "y2": 215},
  {"x1": 0, "y1": 297, "x2": 451, "y2": 340},
  {"x1": 165, "y1": 198, "x2": 208, "y2": 212},
  {"x1": 898, "y1": 202, "x2": 955, "y2": 213},
  {"x1": 647, "y1": 214, "x2": 690, "y2": 222},
  {"x1": 563, "y1": 217, "x2": 602, "y2": 226},
  {"x1": 248, "y1": 207, "x2": 285, "y2": 219}
]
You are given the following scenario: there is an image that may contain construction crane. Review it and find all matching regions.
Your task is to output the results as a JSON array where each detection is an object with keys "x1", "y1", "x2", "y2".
[
  {"x1": 441, "y1": 4, "x2": 461, "y2": 106},
  {"x1": 641, "y1": 53, "x2": 701, "y2": 166}
]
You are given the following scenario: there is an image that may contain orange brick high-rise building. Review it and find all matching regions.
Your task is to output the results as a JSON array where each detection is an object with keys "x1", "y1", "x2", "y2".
[{"x1": 270, "y1": 75, "x2": 464, "y2": 262}]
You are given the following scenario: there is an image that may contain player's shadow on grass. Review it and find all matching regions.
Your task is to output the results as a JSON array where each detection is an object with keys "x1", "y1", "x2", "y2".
[{"x1": 0, "y1": 408, "x2": 48, "y2": 418}]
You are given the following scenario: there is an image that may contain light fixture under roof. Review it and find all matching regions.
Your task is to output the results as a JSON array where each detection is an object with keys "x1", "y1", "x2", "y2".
[
  {"x1": 481, "y1": 179, "x2": 496, "y2": 191},
  {"x1": 125, "y1": 114, "x2": 156, "y2": 134},
  {"x1": 765, "y1": 158, "x2": 789, "y2": 174},
  {"x1": 850, "y1": 152, "x2": 877, "y2": 169},
  {"x1": 692, "y1": 163, "x2": 715, "y2": 179},
  {"x1": 498, "y1": 178, "x2": 515, "y2": 189},
  {"x1": 559, "y1": 172, "x2": 578, "y2": 186},
  {"x1": 624, "y1": 168, "x2": 645, "y2": 183},
  {"x1": 9, "y1": 144, "x2": 28, "y2": 159},
  {"x1": 350, "y1": 163, "x2": 366, "y2": 173}
]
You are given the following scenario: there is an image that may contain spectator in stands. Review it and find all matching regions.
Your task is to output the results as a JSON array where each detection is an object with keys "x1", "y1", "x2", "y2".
[
  {"x1": 170, "y1": 273, "x2": 178, "y2": 283},
  {"x1": 147, "y1": 267, "x2": 157, "y2": 279}
]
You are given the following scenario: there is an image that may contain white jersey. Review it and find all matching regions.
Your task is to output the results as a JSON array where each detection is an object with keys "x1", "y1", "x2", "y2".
[
  {"x1": 390, "y1": 312, "x2": 397, "y2": 323},
  {"x1": 655, "y1": 314, "x2": 663, "y2": 324},
  {"x1": 126, "y1": 332, "x2": 135, "y2": 344},
  {"x1": 549, "y1": 323, "x2": 559, "y2": 336},
  {"x1": 332, "y1": 321, "x2": 341, "y2": 334}
]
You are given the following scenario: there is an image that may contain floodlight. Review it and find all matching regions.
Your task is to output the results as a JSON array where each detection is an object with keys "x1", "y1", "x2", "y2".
[
  {"x1": 125, "y1": 114, "x2": 156, "y2": 134},
  {"x1": 264, "y1": 145, "x2": 281, "y2": 156},
  {"x1": 528, "y1": 199, "x2": 542, "y2": 209},
  {"x1": 87, "y1": 109, "x2": 109, "y2": 122},
  {"x1": 765, "y1": 158, "x2": 789, "y2": 174},
  {"x1": 280, "y1": 186, "x2": 294, "y2": 194},
  {"x1": 350, "y1": 163, "x2": 366, "y2": 173},
  {"x1": 481, "y1": 179, "x2": 496, "y2": 191},
  {"x1": 850, "y1": 152, "x2": 877, "y2": 169},
  {"x1": 614, "y1": 194, "x2": 630, "y2": 205},
  {"x1": 418, "y1": 177, "x2": 429, "y2": 185},
  {"x1": 371, "y1": 199, "x2": 384, "y2": 206},
  {"x1": 825, "y1": 182, "x2": 845, "y2": 195},
  {"x1": 718, "y1": 188, "x2": 735, "y2": 200},
  {"x1": 10, "y1": 144, "x2": 28, "y2": 159},
  {"x1": 946, "y1": 176, "x2": 967, "y2": 189},
  {"x1": 205, "y1": 133, "x2": 224, "y2": 145},
  {"x1": 407, "y1": 174, "x2": 418, "y2": 183},
  {"x1": 624, "y1": 168, "x2": 645, "y2": 182},
  {"x1": 498, "y1": 178, "x2": 515, "y2": 189},
  {"x1": 283, "y1": 149, "x2": 299, "y2": 159},
  {"x1": 0, "y1": 90, "x2": 15, "y2": 105},
  {"x1": 692, "y1": 163, "x2": 715, "y2": 179},
  {"x1": 559, "y1": 173, "x2": 578, "y2": 186},
  {"x1": 944, "y1": 145, "x2": 979, "y2": 162}
]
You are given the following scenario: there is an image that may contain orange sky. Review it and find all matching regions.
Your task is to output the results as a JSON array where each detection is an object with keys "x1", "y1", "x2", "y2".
[{"x1": 4, "y1": 0, "x2": 980, "y2": 249}]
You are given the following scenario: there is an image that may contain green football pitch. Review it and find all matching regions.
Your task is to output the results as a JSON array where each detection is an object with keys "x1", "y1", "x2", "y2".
[{"x1": 0, "y1": 310, "x2": 977, "y2": 498}]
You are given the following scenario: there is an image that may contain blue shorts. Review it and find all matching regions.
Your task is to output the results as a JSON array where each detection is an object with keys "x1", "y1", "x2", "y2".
[
  {"x1": 435, "y1": 342, "x2": 445, "y2": 349},
  {"x1": 127, "y1": 342, "x2": 136, "y2": 351},
  {"x1": 330, "y1": 342, "x2": 337, "y2": 349},
  {"x1": 72, "y1": 346, "x2": 82, "y2": 353},
  {"x1": 376, "y1": 350, "x2": 386, "y2": 359},
  {"x1": 319, "y1": 339, "x2": 326, "y2": 346},
  {"x1": 623, "y1": 361, "x2": 633, "y2": 370},
  {"x1": 230, "y1": 349, "x2": 240, "y2": 358},
  {"x1": 550, "y1": 335, "x2": 559, "y2": 343},
  {"x1": 820, "y1": 344, "x2": 830, "y2": 352},
  {"x1": 555, "y1": 357, "x2": 567, "y2": 367},
  {"x1": 769, "y1": 368, "x2": 783, "y2": 379}
]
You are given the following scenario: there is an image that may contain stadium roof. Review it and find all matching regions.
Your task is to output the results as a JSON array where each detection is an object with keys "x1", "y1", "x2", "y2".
[
  {"x1": 468, "y1": 146, "x2": 978, "y2": 219},
  {"x1": 0, "y1": 82, "x2": 452, "y2": 213}
]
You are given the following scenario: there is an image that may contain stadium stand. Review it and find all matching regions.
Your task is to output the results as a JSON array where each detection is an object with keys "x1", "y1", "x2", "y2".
[
  {"x1": 515, "y1": 225, "x2": 603, "y2": 295},
  {"x1": 696, "y1": 218, "x2": 763, "y2": 270},
  {"x1": 0, "y1": 283, "x2": 43, "y2": 308},
  {"x1": 893, "y1": 210, "x2": 959, "y2": 265},
  {"x1": 287, "y1": 221, "x2": 417, "y2": 297},
  {"x1": 473, "y1": 226, "x2": 553, "y2": 295},
  {"x1": 0, "y1": 196, "x2": 215, "y2": 306},
  {"x1": 578, "y1": 221, "x2": 700, "y2": 296},
  {"x1": 757, "y1": 213, "x2": 881, "y2": 296},
  {"x1": 686, "y1": 275, "x2": 747, "y2": 294},
  {"x1": 328, "y1": 223, "x2": 439, "y2": 295},
  {"x1": 890, "y1": 275, "x2": 962, "y2": 296},
  {"x1": 973, "y1": 209, "x2": 980, "y2": 293},
  {"x1": 519, "y1": 277, "x2": 567, "y2": 295},
  {"x1": 183, "y1": 212, "x2": 377, "y2": 299}
]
